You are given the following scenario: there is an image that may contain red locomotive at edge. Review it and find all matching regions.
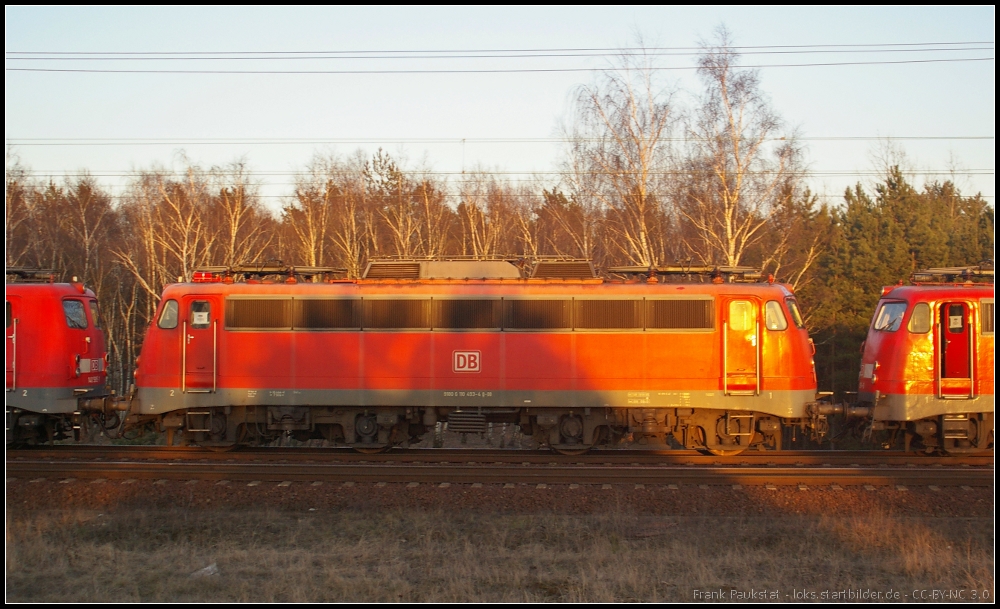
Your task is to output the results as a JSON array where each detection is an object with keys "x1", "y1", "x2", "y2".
[
  {"x1": 127, "y1": 260, "x2": 825, "y2": 455},
  {"x1": 5, "y1": 269, "x2": 109, "y2": 444},
  {"x1": 852, "y1": 265, "x2": 994, "y2": 453}
]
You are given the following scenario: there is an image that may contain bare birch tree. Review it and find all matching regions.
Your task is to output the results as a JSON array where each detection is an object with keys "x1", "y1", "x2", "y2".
[
  {"x1": 209, "y1": 160, "x2": 274, "y2": 267},
  {"x1": 564, "y1": 44, "x2": 678, "y2": 266},
  {"x1": 678, "y1": 27, "x2": 803, "y2": 267}
]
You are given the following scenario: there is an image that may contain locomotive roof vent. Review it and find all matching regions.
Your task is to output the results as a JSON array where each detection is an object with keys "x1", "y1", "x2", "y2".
[
  {"x1": 911, "y1": 261, "x2": 994, "y2": 284},
  {"x1": 530, "y1": 260, "x2": 596, "y2": 279},
  {"x1": 363, "y1": 259, "x2": 522, "y2": 280}
]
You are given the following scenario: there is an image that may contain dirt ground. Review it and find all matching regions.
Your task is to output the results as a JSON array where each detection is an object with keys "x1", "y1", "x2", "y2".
[{"x1": 5, "y1": 477, "x2": 994, "y2": 602}]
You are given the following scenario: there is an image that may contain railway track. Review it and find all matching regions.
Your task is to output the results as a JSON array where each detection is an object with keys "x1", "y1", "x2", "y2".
[{"x1": 6, "y1": 447, "x2": 993, "y2": 487}]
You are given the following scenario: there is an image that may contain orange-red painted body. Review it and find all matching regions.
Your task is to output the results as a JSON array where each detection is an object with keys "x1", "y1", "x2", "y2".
[
  {"x1": 134, "y1": 278, "x2": 818, "y2": 419},
  {"x1": 859, "y1": 283, "x2": 994, "y2": 424},
  {"x1": 5, "y1": 282, "x2": 109, "y2": 415}
]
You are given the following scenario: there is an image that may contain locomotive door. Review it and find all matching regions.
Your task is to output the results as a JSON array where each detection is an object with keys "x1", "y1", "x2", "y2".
[
  {"x1": 182, "y1": 296, "x2": 218, "y2": 393},
  {"x1": 937, "y1": 301, "x2": 974, "y2": 398},
  {"x1": 5, "y1": 297, "x2": 19, "y2": 391},
  {"x1": 723, "y1": 298, "x2": 760, "y2": 395}
]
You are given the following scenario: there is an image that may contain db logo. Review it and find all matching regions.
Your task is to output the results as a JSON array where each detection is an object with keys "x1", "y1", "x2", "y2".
[{"x1": 453, "y1": 350, "x2": 481, "y2": 373}]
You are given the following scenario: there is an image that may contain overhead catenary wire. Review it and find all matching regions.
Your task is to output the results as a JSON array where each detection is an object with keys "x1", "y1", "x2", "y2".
[
  {"x1": 6, "y1": 47, "x2": 995, "y2": 61},
  {"x1": 5, "y1": 57, "x2": 994, "y2": 74},
  {"x1": 6, "y1": 136, "x2": 995, "y2": 146},
  {"x1": 6, "y1": 41, "x2": 994, "y2": 55}
]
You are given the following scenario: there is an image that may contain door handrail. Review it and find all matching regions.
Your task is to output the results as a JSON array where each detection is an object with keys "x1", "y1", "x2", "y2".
[
  {"x1": 181, "y1": 320, "x2": 187, "y2": 394},
  {"x1": 723, "y1": 321, "x2": 728, "y2": 396},
  {"x1": 10, "y1": 318, "x2": 17, "y2": 391},
  {"x1": 755, "y1": 320, "x2": 760, "y2": 396}
]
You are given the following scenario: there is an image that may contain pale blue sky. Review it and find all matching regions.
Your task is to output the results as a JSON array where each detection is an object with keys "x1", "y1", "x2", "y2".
[{"x1": 5, "y1": 6, "x2": 995, "y2": 208}]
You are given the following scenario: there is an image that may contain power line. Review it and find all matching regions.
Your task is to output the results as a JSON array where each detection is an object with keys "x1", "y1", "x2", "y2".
[
  {"x1": 6, "y1": 57, "x2": 993, "y2": 74},
  {"x1": 7, "y1": 41, "x2": 993, "y2": 55},
  {"x1": 6, "y1": 47, "x2": 994, "y2": 61},
  {"x1": 6, "y1": 136, "x2": 994, "y2": 146}
]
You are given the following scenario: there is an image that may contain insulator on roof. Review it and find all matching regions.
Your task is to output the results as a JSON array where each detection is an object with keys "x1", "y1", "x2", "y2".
[
  {"x1": 607, "y1": 265, "x2": 763, "y2": 283},
  {"x1": 910, "y1": 261, "x2": 994, "y2": 284},
  {"x1": 194, "y1": 263, "x2": 346, "y2": 282},
  {"x1": 5, "y1": 267, "x2": 57, "y2": 283}
]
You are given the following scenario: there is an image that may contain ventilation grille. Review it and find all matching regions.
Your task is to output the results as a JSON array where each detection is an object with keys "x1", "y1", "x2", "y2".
[
  {"x1": 295, "y1": 299, "x2": 360, "y2": 329},
  {"x1": 363, "y1": 299, "x2": 430, "y2": 329},
  {"x1": 433, "y1": 299, "x2": 501, "y2": 329},
  {"x1": 532, "y1": 261, "x2": 595, "y2": 279},
  {"x1": 645, "y1": 299, "x2": 714, "y2": 329},
  {"x1": 224, "y1": 296, "x2": 718, "y2": 331},
  {"x1": 226, "y1": 299, "x2": 292, "y2": 329},
  {"x1": 574, "y1": 300, "x2": 643, "y2": 329},
  {"x1": 364, "y1": 262, "x2": 421, "y2": 279},
  {"x1": 504, "y1": 300, "x2": 571, "y2": 329}
]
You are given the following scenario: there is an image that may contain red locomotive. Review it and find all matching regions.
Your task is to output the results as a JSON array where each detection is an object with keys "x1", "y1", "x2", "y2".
[
  {"x1": 5, "y1": 269, "x2": 110, "y2": 444},
  {"x1": 129, "y1": 260, "x2": 824, "y2": 454},
  {"x1": 855, "y1": 264, "x2": 994, "y2": 453}
]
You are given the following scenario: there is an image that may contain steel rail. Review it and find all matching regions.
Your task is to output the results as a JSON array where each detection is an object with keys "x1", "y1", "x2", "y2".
[
  {"x1": 6, "y1": 446, "x2": 993, "y2": 467},
  {"x1": 5, "y1": 458, "x2": 992, "y2": 487}
]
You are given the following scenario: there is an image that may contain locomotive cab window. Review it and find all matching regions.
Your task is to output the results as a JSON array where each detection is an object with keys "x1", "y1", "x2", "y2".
[
  {"x1": 63, "y1": 299, "x2": 88, "y2": 329},
  {"x1": 908, "y1": 302, "x2": 931, "y2": 333},
  {"x1": 873, "y1": 302, "x2": 906, "y2": 332},
  {"x1": 190, "y1": 301, "x2": 212, "y2": 329},
  {"x1": 158, "y1": 300, "x2": 179, "y2": 329},
  {"x1": 764, "y1": 301, "x2": 788, "y2": 331},
  {"x1": 88, "y1": 300, "x2": 101, "y2": 329},
  {"x1": 785, "y1": 298, "x2": 805, "y2": 329}
]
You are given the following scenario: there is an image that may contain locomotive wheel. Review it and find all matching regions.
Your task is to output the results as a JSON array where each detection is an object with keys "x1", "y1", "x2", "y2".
[
  {"x1": 203, "y1": 443, "x2": 238, "y2": 453},
  {"x1": 353, "y1": 445, "x2": 390, "y2": 455},
  {"x1": 551, "y1": 445, "x2": 592, "y2": 456},
  {"x1": 695, "y1": 426, "x2": 749, "y2": 456},
  {"x1": 704, "y1": 447, "x2": 749, "y2": 457}
]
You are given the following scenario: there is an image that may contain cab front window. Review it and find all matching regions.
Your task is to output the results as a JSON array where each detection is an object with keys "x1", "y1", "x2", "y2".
[
  {"x1": 873, "y1": 302, "x2": 907, "y2": 332},
  {"x1": 158, "y1": 300, "x2": 179, "y2": 329},
  {"x1": 764, "y1": 301, "x2": 788, "y2": 331},
  {"x1": 88, "y1": 300, "x2": 102, "y2": 329},
  {"x1": 63, "y1": 299, "x2": 88, "y2": 329},
  {"x1": 785, "y1": 298, "x2": 805, "y2": 329}
]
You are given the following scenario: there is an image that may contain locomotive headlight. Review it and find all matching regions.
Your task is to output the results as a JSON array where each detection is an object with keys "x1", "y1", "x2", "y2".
[{"x1": 74, "y1": 354, "x2": 81, "y2": 377}]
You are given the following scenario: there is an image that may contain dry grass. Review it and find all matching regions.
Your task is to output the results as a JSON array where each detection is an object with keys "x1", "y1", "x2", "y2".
[{"x1": 6, "y1": 506, "x2": 994, "y2": 602}]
